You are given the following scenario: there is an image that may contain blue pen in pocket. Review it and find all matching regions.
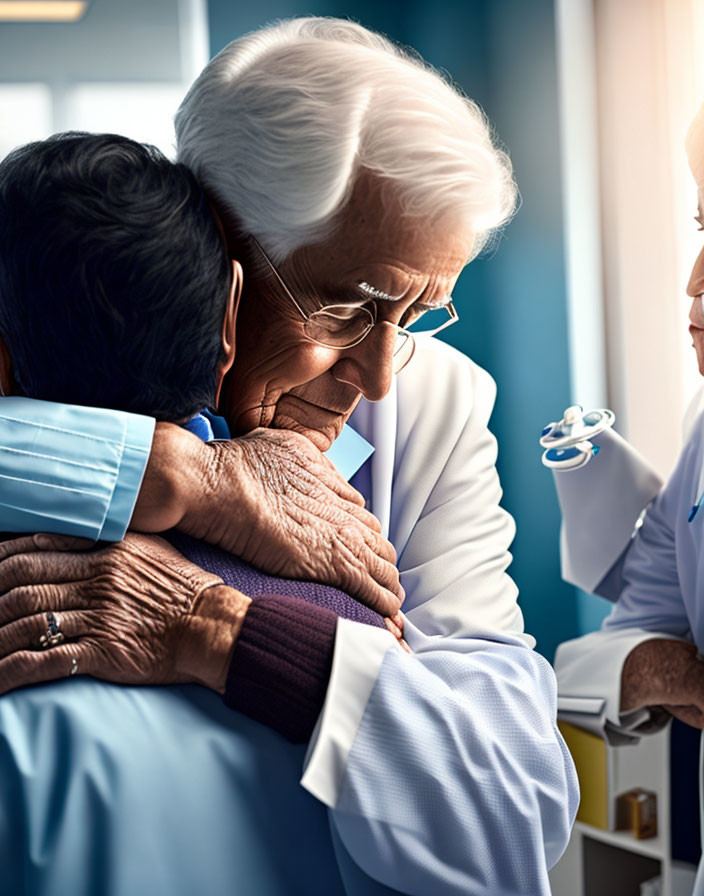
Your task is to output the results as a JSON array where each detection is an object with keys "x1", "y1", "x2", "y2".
[{"x1": 688, "y1": 463, "x2": 704, "y2": 522}]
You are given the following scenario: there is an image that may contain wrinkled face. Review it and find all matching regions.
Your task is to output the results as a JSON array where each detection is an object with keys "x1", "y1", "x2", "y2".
[
  {"x1": 686, "y1": 107, "x2": 704, "y2": 374},
  {"x1": 219, "y1": 173, "x2": 471, "y2": 451},
  {"x1": 688, "y1": 195, "x2": 704, "y2": 375}
]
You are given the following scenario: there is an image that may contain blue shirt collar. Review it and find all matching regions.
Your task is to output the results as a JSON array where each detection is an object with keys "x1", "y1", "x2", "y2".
[{"x1": 182, "y1": 410, "x2": 374, "y2": 483}]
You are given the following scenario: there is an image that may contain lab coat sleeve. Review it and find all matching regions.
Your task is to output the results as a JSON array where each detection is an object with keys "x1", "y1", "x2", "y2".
[
  {"x1": 303, "y1": 340, "x2": 578, "y2": 894},
  {"x1": 555, "y1": 429, "x2": 695, "y2": 741},
  {"x1": 552, "y1": 428, "x2": 663, "y2": 597},
  {"x1": 0, "y1": 397, "x2": 154, "y2": 541}
]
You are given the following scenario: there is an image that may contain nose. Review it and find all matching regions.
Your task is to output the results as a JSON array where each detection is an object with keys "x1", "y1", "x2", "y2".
[
  {"x1": 687, "y1": 244, "x2": 704, "y2": 298},
  {"x1": 331, "y1": 323, "x2": 396, "y2": 401}
]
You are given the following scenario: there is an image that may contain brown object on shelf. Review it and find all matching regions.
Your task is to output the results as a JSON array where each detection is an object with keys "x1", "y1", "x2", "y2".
[{"x1": 614, "y1": 788, "x2": 657, "y2": 839}]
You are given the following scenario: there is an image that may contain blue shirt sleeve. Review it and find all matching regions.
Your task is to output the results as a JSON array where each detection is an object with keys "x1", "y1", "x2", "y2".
[{"x1": 0, "y1": 397, "x2": 154, "y2": 542}]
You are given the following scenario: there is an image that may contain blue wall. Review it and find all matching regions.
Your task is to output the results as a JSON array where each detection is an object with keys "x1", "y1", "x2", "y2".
[{"x1": 207, "y1": 0, "x2": 580, "y2": 660}]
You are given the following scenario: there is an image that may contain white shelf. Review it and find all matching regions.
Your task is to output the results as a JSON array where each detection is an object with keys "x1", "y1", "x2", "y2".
[
  {"x1": 550, "y1": 725, "x2": 676, "y2": 896},
  {"x1": 575, "y1": 821, "x2": 665, "y2": 861}
]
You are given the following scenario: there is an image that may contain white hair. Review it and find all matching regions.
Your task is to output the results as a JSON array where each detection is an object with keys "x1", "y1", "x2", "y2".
[{"x1": 175, "y1": 16, "x2": 518, "y2": 262}]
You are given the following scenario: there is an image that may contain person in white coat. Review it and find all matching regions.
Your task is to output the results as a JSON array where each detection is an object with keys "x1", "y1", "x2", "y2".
[
  {"x1": 554, "y1": 101, "x2": 704, "y2": 889},
  {"x1": 0, "y1": 18, "x2": 578, "y2": 895}
]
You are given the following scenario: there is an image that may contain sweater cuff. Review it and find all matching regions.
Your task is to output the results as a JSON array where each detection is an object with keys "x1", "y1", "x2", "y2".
[{"x1": 223, "y1": 594, "x2": 338, "y2": 744}]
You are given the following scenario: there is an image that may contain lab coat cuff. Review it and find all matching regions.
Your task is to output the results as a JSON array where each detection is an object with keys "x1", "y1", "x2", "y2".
[
  {"x1": 300, "y1": 617, "x2": 401, "y2": 807},
  {"x1": 99, "y1": 413, "x2": 155, "y2": 542},
  {"x1": 555, "y1": 628, "x2": 685, "y2": 742}
]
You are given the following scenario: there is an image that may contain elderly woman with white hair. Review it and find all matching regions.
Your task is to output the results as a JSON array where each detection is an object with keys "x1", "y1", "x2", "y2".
[{"x1": 0, "y1": 17, "x2": 577, "y2": 896}]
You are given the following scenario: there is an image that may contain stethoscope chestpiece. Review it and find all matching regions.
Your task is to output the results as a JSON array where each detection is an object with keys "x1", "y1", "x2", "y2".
[{"x1": 540, "y1": 405, "x2": 615, "y2": 472}]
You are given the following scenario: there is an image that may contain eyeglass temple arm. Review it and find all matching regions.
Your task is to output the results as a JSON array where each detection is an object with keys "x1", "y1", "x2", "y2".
[{"x1": 250, "y1": 236, "x2": 310, "y2": 322}]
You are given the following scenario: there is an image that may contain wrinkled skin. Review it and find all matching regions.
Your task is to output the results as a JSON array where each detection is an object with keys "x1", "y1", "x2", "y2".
[
  {"x1": 221, "y1": 171, "x2": 469, "y2": 449},
  {"x1": 0, "y1": 532, "x2": 252, "y2": 696},
  {"x1": 132, "y1": 423, "x2": 405, "y2": 620},
  {"x1": 0, "y1": 425, "x2": 406, "y2": 692},
  {"x1": 620, "y1": 639, "x2": 704, "y2": 729}
]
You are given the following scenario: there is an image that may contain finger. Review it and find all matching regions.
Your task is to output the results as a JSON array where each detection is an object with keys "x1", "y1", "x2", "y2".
[
  {"x1": 351, "y1": 576, "x2": 401, "y2": 617},
  {"x1": 316, "y1": 465, "x2": 366, "y2": 506},
  {"x1": 389, "y1": 610, "x2": 404, "y2": 631},
  {"x1": 340, "y1": 549, "x2": 402, "y2": 616},
  {"x1": 0, "y1": 534, "x2": 96, "y2": 564},
  {"x1": 0, "y1": 643, "x2": 85, "y2": 696},
  {"x1": 0, "y1": 582, "x2": 88, "y2": 625},
  {"x1": 360, "y1": 526, "x2": 397, "y2": 565},
  {"x1": 33, "y1": 533, "x2": 97, "y2": 552},
  {"x1": 384, "y1": 617, "x2": 403, "y2": 640},
  {"x1": 0, "y1": 536, "x2": 43, "y2": 563},
  {"x1": 0, "y1": 609, "x2": 90, "y2": 660},
  {"x1": 344, "y1": 502, "x2": 383, "y2": 533},
  {"x1": 360, "y1": 543, "x2": 402, "y2": 598},
  {"x1": 661, "y1": 704, "x2": 704, "y2": 728},
  {"x1": 0, "y1": 550, "x2": 98, "y2": 595}
]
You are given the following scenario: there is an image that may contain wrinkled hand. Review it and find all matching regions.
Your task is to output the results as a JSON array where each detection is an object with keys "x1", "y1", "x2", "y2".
[
  {"x1": 132, "y1": 424, "x2": 404, "y2": 620},
  {"x1": 621, "y1": 638, "x2": 704, "y2": 728},
  {"x1": 0, "y1": 533, "x2": 250, "y2": 697}
]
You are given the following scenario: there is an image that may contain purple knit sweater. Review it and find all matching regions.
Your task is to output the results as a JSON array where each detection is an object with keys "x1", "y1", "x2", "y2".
[{"x1": 166, "y1": 532, "x2": 384, "y2": 743}]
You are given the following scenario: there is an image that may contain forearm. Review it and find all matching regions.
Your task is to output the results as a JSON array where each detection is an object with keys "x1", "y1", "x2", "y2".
[
  {"x1": 555, "y1": 626, "x2": 704, "y2": 746},
  {"x1": 620, "y1": 637, "x2": 703, "y2": 711}
]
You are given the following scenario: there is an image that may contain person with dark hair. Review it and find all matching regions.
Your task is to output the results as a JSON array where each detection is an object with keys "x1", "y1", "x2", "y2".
[
  {"x1": 0, "y1": 128, "x2": 397, "y2": 723},
  {"x1": 0, "y1": 132, "x2": 234, "y2": 420}
]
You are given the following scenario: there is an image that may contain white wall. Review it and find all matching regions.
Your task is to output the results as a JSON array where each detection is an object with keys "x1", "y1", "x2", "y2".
[
  {"x1": 593, "y1": 0, "x2": 703, "y2": 478},
  {"x1": 0, "y1": 0, "x2": 208, "y2": 159}
]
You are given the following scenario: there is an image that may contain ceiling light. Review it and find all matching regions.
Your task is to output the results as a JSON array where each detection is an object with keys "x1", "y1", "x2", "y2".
[{"x1": 0, "y1": 1, "x2": 88, "y2": 22}]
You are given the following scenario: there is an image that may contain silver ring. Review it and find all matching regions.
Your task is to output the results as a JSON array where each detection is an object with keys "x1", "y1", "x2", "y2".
[
  {"x1": 39, "y1": 611, "x2": 64, "y2": 649},
  {"x1": 70, "y1": 657, "x2": 78, "y2": 676}
]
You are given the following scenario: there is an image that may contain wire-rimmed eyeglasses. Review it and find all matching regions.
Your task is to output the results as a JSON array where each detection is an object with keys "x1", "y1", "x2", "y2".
[{"x1": 250, "y1": 237, "x2": 458, "y2": 375}]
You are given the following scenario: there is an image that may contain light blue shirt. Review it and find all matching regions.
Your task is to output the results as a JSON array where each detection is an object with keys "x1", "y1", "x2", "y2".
[
  {"x1": 0, "y1": 397, "x2": 154, "y2": 541},
  {"x1": 0, "y1": 398, "x2": 373, "y2": 541}
]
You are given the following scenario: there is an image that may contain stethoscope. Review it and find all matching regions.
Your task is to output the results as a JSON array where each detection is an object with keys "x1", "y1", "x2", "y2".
[{"x1": 540, "y1": 405, "x2": 616, "y2": 471}]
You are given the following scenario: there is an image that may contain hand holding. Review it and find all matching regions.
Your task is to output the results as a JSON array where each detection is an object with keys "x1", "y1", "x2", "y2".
[
  {"x1": 621, "y1": 638, "x2": 704, "y2": 728},
  {"x1": 0, "y1": 532, "x2": 250, "y2": 696},
  {"x1": 134, "y1": 424, "x2": 404, "y2": 619}
]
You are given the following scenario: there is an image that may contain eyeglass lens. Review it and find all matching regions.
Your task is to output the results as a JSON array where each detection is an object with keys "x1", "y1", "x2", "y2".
[
  {"x1": 303, "y1": 304, "x2": 374, "y2": 346},
  {"x1": 305, "y1": 301, "x2": 454, "y2": 345}
]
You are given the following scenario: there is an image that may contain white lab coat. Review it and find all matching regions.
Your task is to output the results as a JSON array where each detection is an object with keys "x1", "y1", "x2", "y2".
[
  {"x1": 553, "y1": 394, "x2": 704, "y2": 893},
  {"x1": 303, "y1": 335, "x2": 578, "y2": 894}
]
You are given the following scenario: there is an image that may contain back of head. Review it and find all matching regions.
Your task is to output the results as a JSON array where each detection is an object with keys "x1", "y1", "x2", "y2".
[
  {"x1": 0, "y1": 132, "x2": 231, "y2": 420},
  {"x1": 175, "y1": 16, "x2": 517, "y2": 262}
]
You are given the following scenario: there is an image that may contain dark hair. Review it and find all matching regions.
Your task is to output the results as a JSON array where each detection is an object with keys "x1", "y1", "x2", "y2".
[{"x1": 0, "y1": 132, "x2": 232, "y2": 420}]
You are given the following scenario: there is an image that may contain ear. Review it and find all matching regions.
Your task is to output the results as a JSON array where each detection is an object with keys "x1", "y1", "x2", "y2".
[
  {"x1": 0, "y1": 334, "x2": 14, "y2": 396},
  {"x1": 213, "y1": 260, "x2": 243, "y2": 407}
]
